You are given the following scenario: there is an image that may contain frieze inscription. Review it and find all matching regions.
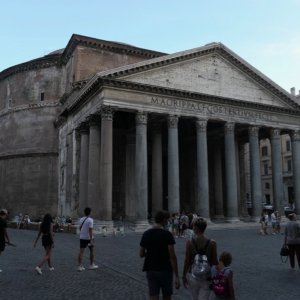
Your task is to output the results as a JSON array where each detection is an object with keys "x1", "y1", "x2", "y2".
[{"x1": 150, "y1": 97, "x2": 272, "y2": 122}]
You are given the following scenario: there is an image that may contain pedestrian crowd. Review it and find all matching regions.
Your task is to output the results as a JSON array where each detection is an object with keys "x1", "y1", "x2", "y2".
[
  {"x1": 0, "y1": 207, "x2": 99, "y2": 276},
  {"x1": 1, "y1": 206, "x2": 300, "y2": 300},
  {"x1": 259, "y1": 209, "x2": 281, "y2": 235},
  {"x1": 140, "y1": 211, "x2": 236, "y2": 300}
]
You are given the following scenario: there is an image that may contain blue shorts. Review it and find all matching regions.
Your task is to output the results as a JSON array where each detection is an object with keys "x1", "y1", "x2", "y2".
[
  {"x1": 146, "y1": 271, "x2": 173, "y2": 296},
  {"x1": 80, "y1": 239, "x2": 92, "y2": 249}
]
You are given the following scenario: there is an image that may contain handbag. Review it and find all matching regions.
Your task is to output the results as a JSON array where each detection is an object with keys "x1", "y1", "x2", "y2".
[{"x1": 280, "y1": 244, "x2": 289, "y2": 263}]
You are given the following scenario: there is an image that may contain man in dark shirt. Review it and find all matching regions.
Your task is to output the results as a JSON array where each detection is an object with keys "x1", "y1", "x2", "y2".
[
  {"x1": 0, "y1": 209, "x2": 12, "y2": 272},
  {"x1": 140, "y1": 211, "x2": 180, "y2": 300}
]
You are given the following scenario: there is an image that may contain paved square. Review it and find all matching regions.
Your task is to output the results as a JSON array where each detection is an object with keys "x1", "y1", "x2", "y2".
[{"x1": 1, "y1": 224, "x2": 299, "y2": 299}]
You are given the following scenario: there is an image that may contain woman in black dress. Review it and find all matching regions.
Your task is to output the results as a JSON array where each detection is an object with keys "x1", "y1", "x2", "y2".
[{"x1": 33, "y1": 213, "x2": 54, "y2": 275}]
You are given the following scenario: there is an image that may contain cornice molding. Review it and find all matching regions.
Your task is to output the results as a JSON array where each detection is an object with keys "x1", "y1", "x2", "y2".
[
  {"x1": 0, "y1": 54, "x2": 61, "y2": 81},
  {"x1": 0, "y1": 152, "x2": 58, "y2": 160},
  {"x1": 64, "y1": 78, "x2": 300, "y2": 117},
  {"x1": 0, "y1": 34, "x2": 166, "y2": 81},
  {"x1": 98, "y1": 44, "x2": 298, "y2": 110},
  {"x1": 61, "y1": 34, "x2": 166, "y2": 64},
  {"x1": 0, "y1": 102, "x2": 61, "y2": 118},
  {"x1": 216, "y1": 47, "x2": 298, "y2": 110}
]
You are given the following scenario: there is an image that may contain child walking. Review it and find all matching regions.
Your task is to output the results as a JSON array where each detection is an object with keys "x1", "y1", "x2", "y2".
[{"x1": 210, "y1": 251, "x2": 235, "y2": 300}]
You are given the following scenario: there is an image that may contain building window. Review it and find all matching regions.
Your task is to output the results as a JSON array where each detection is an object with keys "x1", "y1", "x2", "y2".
[
  {"x1": 287, "y1": 159, "x2": 292, "y2": 172},
  {"x1": 264, "y1": 163, "x2": 268, "y2": 175},
  {"x1": 265, "y1": 182, "x2": 270, "y2": 189},
  {"x1": 40, "y1": 92, "x2": 44, "y2": 101},
  {"x1": 262, "y1": 146, "x2": 268, "y2": 156},
  {"x1": 286, "y1": 140, "x2": 291, "y2": 152}
]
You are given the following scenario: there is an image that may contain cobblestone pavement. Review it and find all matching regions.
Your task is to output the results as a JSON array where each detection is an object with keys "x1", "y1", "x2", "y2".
[{"x1": 1, "y1": 222, "x2": 300, "y2": 300}]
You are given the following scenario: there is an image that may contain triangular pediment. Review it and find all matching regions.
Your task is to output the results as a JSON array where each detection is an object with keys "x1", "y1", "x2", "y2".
[{"x1": 97, "y1": 43, "x2": 298, "y2": 110}]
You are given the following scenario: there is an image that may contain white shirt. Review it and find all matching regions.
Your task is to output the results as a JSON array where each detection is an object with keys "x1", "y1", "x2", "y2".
[{"x1": 79, "y1": 216, "x2": 93, "y2": 240}]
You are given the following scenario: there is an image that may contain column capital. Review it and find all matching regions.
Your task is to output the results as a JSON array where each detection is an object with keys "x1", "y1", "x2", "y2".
[
  {"x1": 75, "y1": 129, "x2": 81, "y2": 141},
  {"x1": 77, "y1": 121, "x2": 89, "y2": 134},
  {"x1": 270, "y1": 128, "x2": 281, "y2": 139},
  {"x1": 224, "y1": 122, "x2": 235, "y2": 135},
  {"x1": 249, "y1": 125, "x2": 259, "y2": 137},
  {"x1": 136, "y1": 111, "x2": 148, "y2": 125},
  {"x1": 101, "y1": 106, "x2": 114, "y2": 121},
  {"x1": 87, "y1": 114, "x2": 101, "y2": 126},
  {"x1": 167, "y1": 115, "x2": 179, "y2": 128},
  {"x1": 290, "y1": 130, "x2": 300, "y2": 142},
  {"x1": 195, "y1": 118, "x2": 207, "y2": 132}
]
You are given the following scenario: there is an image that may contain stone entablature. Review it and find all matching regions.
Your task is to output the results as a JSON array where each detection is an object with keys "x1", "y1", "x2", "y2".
[
  {"x1": 61, "y1": 85, "x2": 300, "y2": 133},
  {"x1": 64, "y1": 77, "x2": 300, "y2": 120}
]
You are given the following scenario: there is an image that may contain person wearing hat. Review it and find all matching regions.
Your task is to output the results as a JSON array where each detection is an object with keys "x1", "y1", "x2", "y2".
[{"x1": 0, "y1": 209, "x2": 12, "y2": 272}]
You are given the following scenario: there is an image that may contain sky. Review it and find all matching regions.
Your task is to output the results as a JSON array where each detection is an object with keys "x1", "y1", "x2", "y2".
[{"x1": 0, "y1": 0, "x2": 300, "y2": 93}]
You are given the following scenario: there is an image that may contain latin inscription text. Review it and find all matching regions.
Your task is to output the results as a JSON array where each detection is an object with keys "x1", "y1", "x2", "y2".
[{"x1": 150, "y1": 97, "x2": 272, "y2": 122}]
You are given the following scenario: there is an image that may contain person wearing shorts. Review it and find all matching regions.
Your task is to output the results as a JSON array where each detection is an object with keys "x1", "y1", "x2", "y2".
[
  {"x1": 77, "y1": 207, "x2": 98, "y2": 271},
  {"x1": 33, "y1": 213, "x2": 54, "y2": 275},
  {"x1": 140, "y1": 211, "x2": 180, "y2": 300}
]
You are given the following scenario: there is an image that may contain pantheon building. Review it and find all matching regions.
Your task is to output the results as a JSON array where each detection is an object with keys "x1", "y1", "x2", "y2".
[{"x1": 1, "y1": 34, "x2": 300, "y2": 228}]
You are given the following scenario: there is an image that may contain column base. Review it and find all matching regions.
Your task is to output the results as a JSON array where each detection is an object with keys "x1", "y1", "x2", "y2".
[
  {"x1": 93, "y1": 220, "x2": 114, "y2": 236},
  {"x1": 130, "y1": 220, "x2": 151, "y2": 232},
  {"x1": 225, "y1": 217, "x2": 240, "y2": 223},
  {"x1": 250, "y1": 216, "x2": 261, "y2": 222},
  {"x1": 213, "y1": 215, "x2": 225, "y2": 221}
]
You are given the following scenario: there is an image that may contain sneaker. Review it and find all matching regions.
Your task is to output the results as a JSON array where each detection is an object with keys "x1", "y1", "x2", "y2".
[
  {"x1": 77, "y1": 266, "x2": 85, "y2": 272},
  {"x1": 49, "y1": 267, "x2": 54, "y2": 271},
  {"x1": 35, "y1": 266, "x2": 42, "y2": 275},
  {"x1": 89, "y1": 263, "x2": 99, "y2": 270}
]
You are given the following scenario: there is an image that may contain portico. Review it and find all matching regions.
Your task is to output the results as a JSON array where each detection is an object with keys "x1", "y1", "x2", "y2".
[{"x1": 57, "y1": 42, "x2": 300, "y2": 228}]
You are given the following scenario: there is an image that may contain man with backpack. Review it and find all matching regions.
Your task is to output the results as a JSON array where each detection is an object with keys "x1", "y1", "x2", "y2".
[{"x1": 182, "y1": 218, "x2": 218, "y2": 300}]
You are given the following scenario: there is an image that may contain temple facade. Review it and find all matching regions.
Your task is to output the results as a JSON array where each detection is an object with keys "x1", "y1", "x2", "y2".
[{"x1": 1, "y1": 34, "x2": 300, "y2": 225}]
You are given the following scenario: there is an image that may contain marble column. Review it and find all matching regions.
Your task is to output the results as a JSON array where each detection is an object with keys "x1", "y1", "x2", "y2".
[
  {"x1": 151, "y1": 124, "x2": 163, "y2": 217},
  {"x1": 213, "y1": 137, "x2": 224, "y2": 219},
  {"x1": 168, "y1": 115, "x2": 180, "y2": 214},
  {"x1": 135, "y1": 112, "x2": 149, "y2": 228},
  {"x1": 87, "y1": 115, "x2": 101, "y2": 211},
  {"x1": 74, "y1": 131, "x2": 81, "y2": 216},
  {"x1": 65, "y1": 131, "x2": 73, "y2": 215},
  {"x1": 291, "y1": 130, "x2": 300, "y2": 216},
  {"x1": 195, "y1": 118, "x2": 210, "y2": 219},
  {"x1": 270, "y1": 128, "x2": 284, "y2": 212},
  {"x1": 99, "y1": 107, "x2": 113, "y2": 221},
  {"x1": 249, "y1": 126, "x2": 263, "y2": 220},
  {"x1": 125, "y1": 134, "x2": 135, "y2": 221},
  {"x1": 78, "y1": 123, "x2": 89, "y2": 214},
  {"x1": 224, "y1": 122, "x2": 239, "y2": 222},
  {"x1": 238, "y1": 143, "x2": 248, "y2": 217}
]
